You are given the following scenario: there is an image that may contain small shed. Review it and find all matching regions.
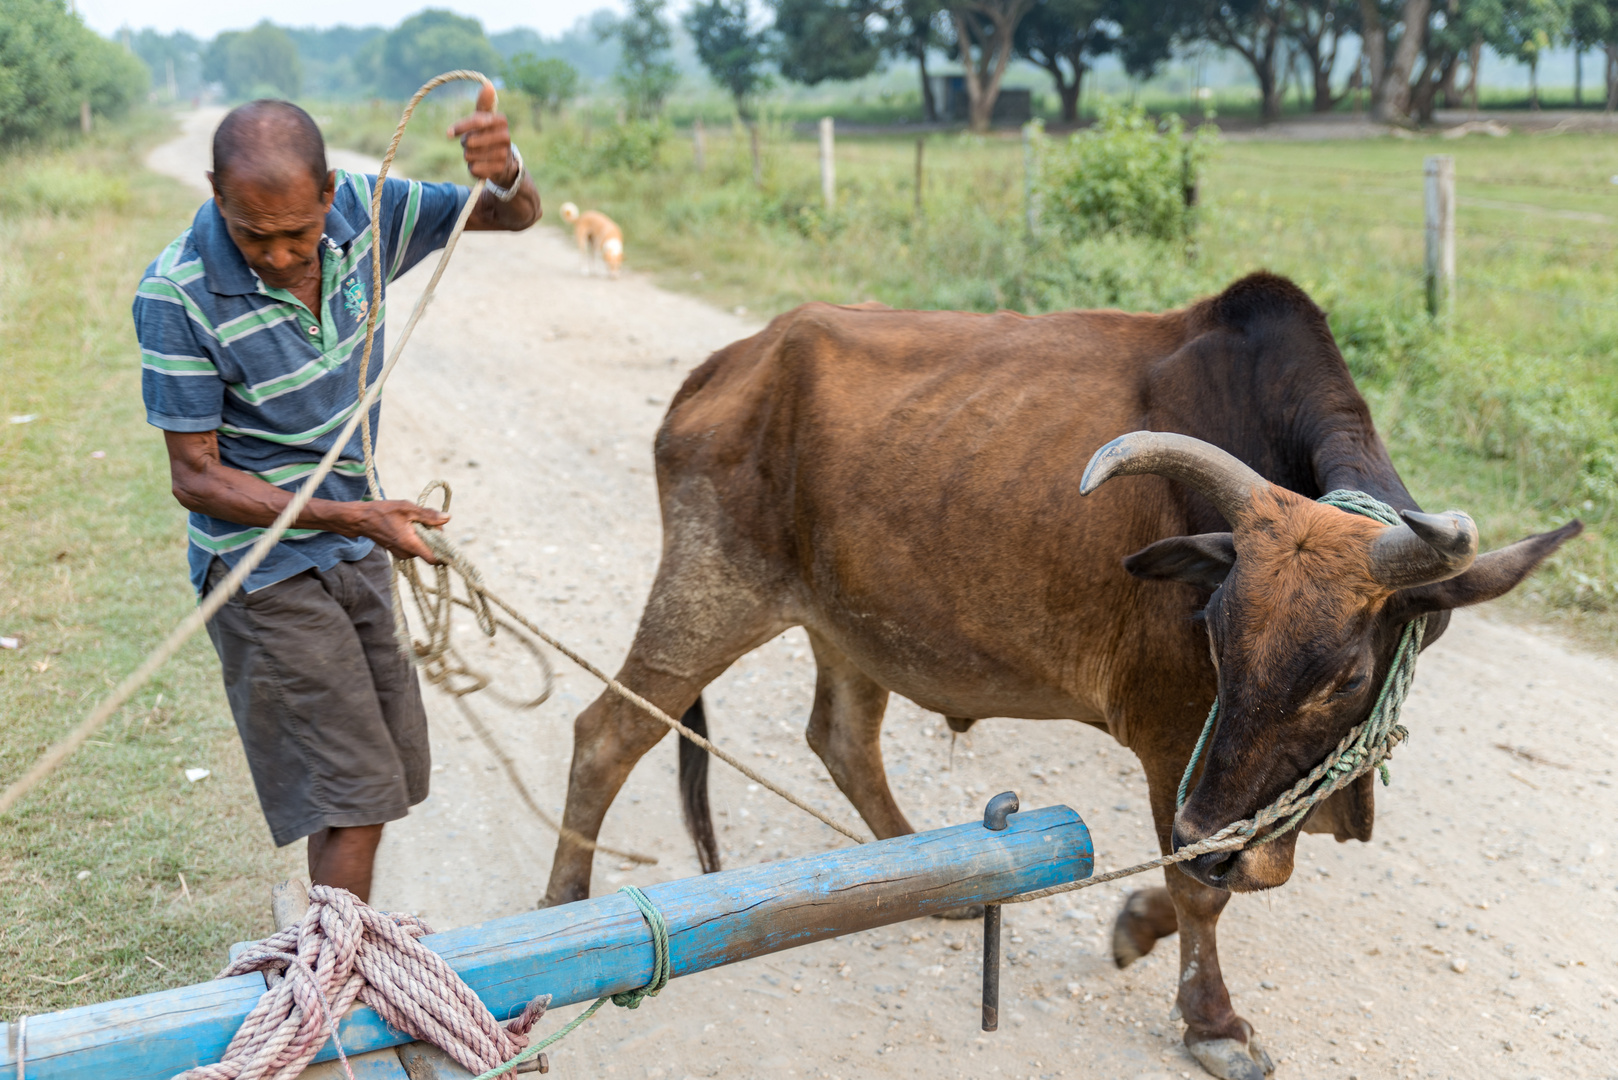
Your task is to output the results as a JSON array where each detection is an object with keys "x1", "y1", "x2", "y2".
[{"x1": 931, "y1": 76, "x2": 1033, "y2": 126}]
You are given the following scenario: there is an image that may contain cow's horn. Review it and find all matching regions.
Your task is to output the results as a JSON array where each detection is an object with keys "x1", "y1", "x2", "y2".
[
  {"x1": 1368, "y1": 508, "x2": 1479, "y2": 588},
  {"x1": 1080, "y1": 431, "x2": 1267, "y2": 526}
]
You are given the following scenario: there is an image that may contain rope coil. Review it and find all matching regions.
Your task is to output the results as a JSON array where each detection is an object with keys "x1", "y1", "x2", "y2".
[{"x1": 174, "y1": 886, "x2": 553, "y2": 1080}]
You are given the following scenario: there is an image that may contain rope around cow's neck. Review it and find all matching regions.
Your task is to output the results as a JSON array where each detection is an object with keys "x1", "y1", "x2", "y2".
[{"x1": 1001, "y1": 490, "x2": 1420, "y2": 905}]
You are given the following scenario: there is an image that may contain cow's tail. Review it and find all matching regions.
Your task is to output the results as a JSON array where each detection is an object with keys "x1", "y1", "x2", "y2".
[{"x1": 678, "y1": 696, "x2": 721, "y2": 874}]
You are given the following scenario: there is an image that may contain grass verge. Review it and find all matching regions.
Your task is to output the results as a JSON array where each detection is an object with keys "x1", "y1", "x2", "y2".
[{"x1": 0, "y1": 111, "x2": 296, "y2": 1020}]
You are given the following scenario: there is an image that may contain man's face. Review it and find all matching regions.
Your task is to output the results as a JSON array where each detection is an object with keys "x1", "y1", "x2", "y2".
[{"x1": 209, "y1": 167, "x2": 336, "y2": 292}]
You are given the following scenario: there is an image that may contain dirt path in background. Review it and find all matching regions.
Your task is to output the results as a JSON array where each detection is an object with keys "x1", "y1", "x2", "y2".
[{"x1": 148, "y1": 112, "x2": 1617, "y2": 1080}]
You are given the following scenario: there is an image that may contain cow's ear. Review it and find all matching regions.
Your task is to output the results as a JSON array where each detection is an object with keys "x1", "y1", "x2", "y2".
[
  {"x1": 1124, "y1": 533, "x2": 1236, "y2": 590},
  {"x1": 1391, "y1": 520, "x2": 1583, "y2": 618},
  {"x1": 1301, "y1": 771, "x2": 1374, "y2": 842}
]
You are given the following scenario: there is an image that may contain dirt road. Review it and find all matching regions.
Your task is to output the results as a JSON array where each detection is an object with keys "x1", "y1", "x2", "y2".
[{"x1": 149, "y1": 112, "x2": 1617, "y2": 1080}]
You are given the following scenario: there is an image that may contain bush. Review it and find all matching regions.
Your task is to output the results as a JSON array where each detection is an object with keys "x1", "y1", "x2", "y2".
[
  {"x1": 0, "y1": 0, "x2": 149, "y2": 147},
  {"x1": 1035, "y1": 103, "x2": 1216, "y2": 244},
  {"x1": 1011, "y1": 234, "x2": 1202, "y2": 314},
  {"x1": 592, "y1": 119, "x2": 668, "y2": 173}
]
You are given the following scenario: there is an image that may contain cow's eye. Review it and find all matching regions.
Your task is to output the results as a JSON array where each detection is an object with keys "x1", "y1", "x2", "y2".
[{"x1": 1331, "y1": 674, "x2": 1366, "y2": 700}]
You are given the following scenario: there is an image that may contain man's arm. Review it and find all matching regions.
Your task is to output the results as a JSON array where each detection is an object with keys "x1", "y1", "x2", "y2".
[
  {"x1": 451, "y1": 82, "x2": 541, "y2": 232},
  {"x1": 164, "y1": 431, "x2": 449, "y2": 563}
]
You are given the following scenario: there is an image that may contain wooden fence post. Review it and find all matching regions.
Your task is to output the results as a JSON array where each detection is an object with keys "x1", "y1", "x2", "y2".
[
  {"x1": 819, "y1": 116, "x2": 835, "y2": 212},
  {"x1": 1424, "y1": 154, "x2": 1455, "y2": 319},
  {"x1": 1022, "y1": 122, "x2": 1039, "y2": 238},
  {"x1": 749, "y1": 122, "x2": 762, "y2": 187},
  {"x1": 80, "y1": 100, "x2": 92, "y2": 134},
  {"x1": 693, "y1": 118, "x2": 706, "y2": 173},
  {"x1": 914, "y1": 137, "x2": 925, "y2": 219}
]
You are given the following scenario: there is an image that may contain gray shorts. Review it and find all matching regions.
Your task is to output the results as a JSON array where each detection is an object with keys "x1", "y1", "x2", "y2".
[{"x1": 204, "y1": 547, "x2": 430, "y2": 846}]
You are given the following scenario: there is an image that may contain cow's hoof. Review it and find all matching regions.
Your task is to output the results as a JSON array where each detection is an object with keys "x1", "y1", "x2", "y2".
[
  {"x1": 1187, "y1": 1037, "x2": 1275, "y2": 1080},
  {"x1": 1111, "y1": 891, "x2": 1166, "y2": 968},
  {"x1": 1112, "y1": 907, "x2": 1146, "y2": 968},
  {"x1": 933, "y1": 903, "x2": 985, "y2": 920}
]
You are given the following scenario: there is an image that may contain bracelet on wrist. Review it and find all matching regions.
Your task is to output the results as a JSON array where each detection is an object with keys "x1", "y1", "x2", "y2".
[{"x1": 483, "y1": 146, "x2": 525, "y2": 202}]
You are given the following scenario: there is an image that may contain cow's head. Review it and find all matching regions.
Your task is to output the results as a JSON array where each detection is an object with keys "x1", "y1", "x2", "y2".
[{"x1": 1082, "y1": 431, "x2": 1582, "y2": 892}]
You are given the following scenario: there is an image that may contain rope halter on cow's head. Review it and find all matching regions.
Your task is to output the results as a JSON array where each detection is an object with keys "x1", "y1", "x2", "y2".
[{"x1": 1077, "y1": 430, "x2": 1482, "y2": 891}]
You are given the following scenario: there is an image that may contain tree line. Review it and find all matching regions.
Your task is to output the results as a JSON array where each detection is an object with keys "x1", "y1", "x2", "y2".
[
  {"x1": 25, "y1": 0, "x2": 1616, "y2": 150},
  {"x1": 672, "y1": 0, "x2": 1618, "y2": 129}
]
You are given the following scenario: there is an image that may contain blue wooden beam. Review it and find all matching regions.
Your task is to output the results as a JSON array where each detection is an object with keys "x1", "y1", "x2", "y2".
[{"x1": 1, "y1": 803, "x2": 1091, "y2": 1080}]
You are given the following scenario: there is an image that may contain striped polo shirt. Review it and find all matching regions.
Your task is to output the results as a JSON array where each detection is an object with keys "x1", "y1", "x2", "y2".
[{"x1": 133, "y1": 170, "x2": 468, "y2": 595}]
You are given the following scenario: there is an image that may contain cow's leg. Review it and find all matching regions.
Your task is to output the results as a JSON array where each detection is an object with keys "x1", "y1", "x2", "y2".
[
  {"x1": 1165, "y1": 869, "x2": 1273, "y2": 1079},
  {"x1": 1135, "y1": 754, "x2": 1274, "y2": 1080},
  {"x1": 543, "y1": 565, "x2": 785, "y2": 907},
  {"x1": 1111, "y1": 885, "x2": 1178, "y2": 968},
  {"x1": 803, "y1": 631, "x2": 912, "y2": 840}
]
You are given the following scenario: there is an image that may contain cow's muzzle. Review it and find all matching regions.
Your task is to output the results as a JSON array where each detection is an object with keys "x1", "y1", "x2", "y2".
[{"x1": 1171, "y1": 819, "x2": 1296, "y2": 892}]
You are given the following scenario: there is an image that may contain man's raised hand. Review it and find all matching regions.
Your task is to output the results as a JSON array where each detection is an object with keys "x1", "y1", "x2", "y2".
[{"x1": 449, "y1": 81, "x2": 519, "y2": 187}]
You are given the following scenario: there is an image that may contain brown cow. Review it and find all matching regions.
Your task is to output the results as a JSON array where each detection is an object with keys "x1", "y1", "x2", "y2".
[{"x1": 544, "y1": 273, "x2": 1579, "y2": 1079}]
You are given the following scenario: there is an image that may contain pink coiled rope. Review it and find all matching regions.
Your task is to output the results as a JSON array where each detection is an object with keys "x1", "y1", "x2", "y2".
[{"x1": 173, "y1": 885, "x2": 549, "y2": 1080}]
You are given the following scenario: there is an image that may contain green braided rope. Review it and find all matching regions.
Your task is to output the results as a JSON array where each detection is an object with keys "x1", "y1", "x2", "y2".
[
  {"x1": 470, "y1": 886, "x2": 671, "y2": 1080},
  {"x1": 1175, "y1": 489, "x2": 1422, "y2": 847},
  {"x1": 611, "y1": 886, "x2": 671, "y2": 1008}
]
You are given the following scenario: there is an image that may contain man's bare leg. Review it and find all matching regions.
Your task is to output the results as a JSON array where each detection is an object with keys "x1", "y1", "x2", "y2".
[{"x1": 306, "y1": 823, "x2": 385, "y2": 902}]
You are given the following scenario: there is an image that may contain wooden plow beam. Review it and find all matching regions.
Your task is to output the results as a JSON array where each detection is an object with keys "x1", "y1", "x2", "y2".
[{"x1": 1, "y1": 803, "x2": 1092, "y2": 1080}]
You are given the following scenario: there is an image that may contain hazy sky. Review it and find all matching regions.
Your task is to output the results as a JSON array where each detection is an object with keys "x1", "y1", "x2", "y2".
[{"x1": 77, "y1": 0, "x2": 627, "y2": 38}]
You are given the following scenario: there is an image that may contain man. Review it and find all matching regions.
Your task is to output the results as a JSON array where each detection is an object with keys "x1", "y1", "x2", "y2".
[{"x1": 132, "y1": 87, "x2": 539, "y2": 901}]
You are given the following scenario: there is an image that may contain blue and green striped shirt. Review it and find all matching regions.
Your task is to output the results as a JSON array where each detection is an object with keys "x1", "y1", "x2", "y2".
[{"x1": 133, "y1": 170, "x2": 469, "y2": 594}]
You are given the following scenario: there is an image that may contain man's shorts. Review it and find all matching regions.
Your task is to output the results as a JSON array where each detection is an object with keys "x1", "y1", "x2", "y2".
[{"x1": 204, "y1": 547, "x2": 430, "y2": 846}]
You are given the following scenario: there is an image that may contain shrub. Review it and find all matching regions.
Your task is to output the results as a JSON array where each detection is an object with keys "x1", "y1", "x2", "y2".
[
  {"x1": 592, "y1": 119, "x2": 668, "y2": 173},
  {"x1": 1035, "y1": 103, "x2": 1216, "y2": 244},
  {"x1": 0, "y1": 0, "x2": 149, "y2": 147}
]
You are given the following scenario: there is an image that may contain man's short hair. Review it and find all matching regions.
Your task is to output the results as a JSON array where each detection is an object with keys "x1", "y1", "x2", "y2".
[{"x1": 212, "y1": 100, "x2": 328, "y2": 192}]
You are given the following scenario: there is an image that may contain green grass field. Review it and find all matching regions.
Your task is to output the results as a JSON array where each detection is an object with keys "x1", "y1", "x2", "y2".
[
  {"x1": 0, "y1": 115, "x2": 296, "y2": 1019},
  {"x1": 325, "y1": 97, "x2": 1615, "y2": 647}
]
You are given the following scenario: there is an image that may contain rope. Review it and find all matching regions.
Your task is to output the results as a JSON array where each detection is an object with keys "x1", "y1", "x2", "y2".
[
  {"x1": 173, "y1": 885, "x2": 553, "y2": 1080},
  {"x1": 1002, "y1": 490, "x2": 1421, "y2": 905},
  {"x1": 0, "y1": 77, "x2": 485, "y2": 820},
  {"x1": 337, "y1": 73, "x2": 869, "y2": 852},
  {"x1": 0, "y1": 71, "x2": 864, "y2": 860},
  {"x1": 467, "y1": 886, "x2": 672, "y2": 1080}
]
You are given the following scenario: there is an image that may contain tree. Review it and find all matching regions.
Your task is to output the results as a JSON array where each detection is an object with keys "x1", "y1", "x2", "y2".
[
  {"x1": 1406, "y1": 0, "x2": 1477, "y2": 123},
  {"x1": 1013, "y1": 0, "x2": 1113, "y2": 124},
  {"x1": 948, "y1": 0, "x2": 1036, "y2": 132},
  {"x1": 685, "y1": 0, "x2": 773, "y2": 117},
  {"x1": 1285, "y1": 0, "x2": 1355, "y2": 112},
  {"x1": 772, "y1": 0, "x2": 885, "y2": 86},
  {"x1": 601, "y1": 0, "x2": 680, "y2": 118},
  {"x1": 1170, "y1": 0, "x2": 1288, "y2": 123},
  {"x1": 369, "y1": 10, "x2": 500, "y2": 100},
  {"x1": 204, "y1": 21, "x2": 302, "y2": 99},
  {"x1": 1355, "y1": 0, "x2": 1432, "y2": 122},
  {"x1": 130, "y1": 29, "x2": 203, "y2": 100},
  {"x1": 1478, "y1": 0, "x2": 1567, "y2": 109},
  {"x1": 885, "y1": 0, "x2": 945, "y2": 122},
  {"x1": 1568, "y1": 0, "x2": 1616, "y2": 106},
  {"x1": 505, "y1": 54, "x2": 580, "y2": 128},
  {"x1": 0, "y1": 0, "x2": 147, "y2": 146}
]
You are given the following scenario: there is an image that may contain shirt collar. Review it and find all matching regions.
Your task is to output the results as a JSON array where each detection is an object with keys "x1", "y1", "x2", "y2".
[{"x1": 194, "y1": 193, "x2": 365, "y2": 298}]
